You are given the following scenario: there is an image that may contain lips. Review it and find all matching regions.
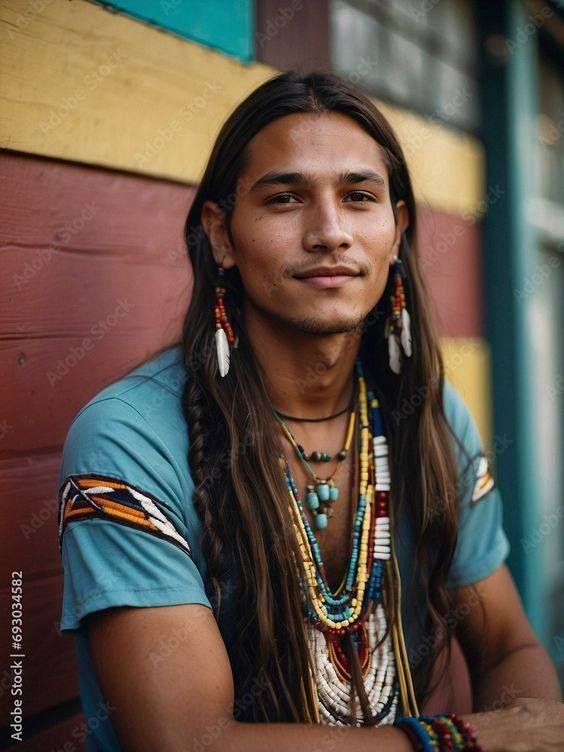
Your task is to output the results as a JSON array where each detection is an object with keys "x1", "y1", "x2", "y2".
[
  {"x1": 294, "y1": 265, "x2": 359, "y2": 279},
  {"x1": 293, "y1": 265, "x2": 360, "y2": 289},
  {"x1": 295, "y1": 266, "x2": 359, "y2": 290}
]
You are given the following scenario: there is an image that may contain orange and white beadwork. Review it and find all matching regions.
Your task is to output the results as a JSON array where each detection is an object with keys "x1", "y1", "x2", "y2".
[{"x1": 57, "y1": 474, "x2": 191, "y2": 556}]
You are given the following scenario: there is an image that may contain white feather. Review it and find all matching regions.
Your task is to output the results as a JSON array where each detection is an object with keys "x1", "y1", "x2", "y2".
[
  {"x1": 129, "y1": 486, "x2": 192, "y2": 554},
  {"x1": 388, "y1": 332, "x2": 401, "y2": 374},
  {"x1": 400, "y1": 308, "x2": 412, "y2": 357},
  {"x1": 215, "y1": 327, "x2": 230, "y2": 377}
]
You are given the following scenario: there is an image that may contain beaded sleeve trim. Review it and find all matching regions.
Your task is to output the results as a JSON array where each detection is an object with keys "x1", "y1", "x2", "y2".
[
  {"x1": 57, "y1": 473, "x2": 192, "y2": 556},
  {"x1": 470, "y1": 451, "x2": 496, "y2": 505}
]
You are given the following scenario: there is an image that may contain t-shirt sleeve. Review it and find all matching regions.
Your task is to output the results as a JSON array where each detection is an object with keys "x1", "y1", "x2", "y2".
[
  {"x1": 442, "y1": 382, "x2": 511, "y2": 589},
  {"x1": 57, "y1": 396, "x2": 212, "y2": 632}
]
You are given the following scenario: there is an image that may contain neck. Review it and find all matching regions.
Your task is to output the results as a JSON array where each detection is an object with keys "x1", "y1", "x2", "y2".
[{"x1": 244, "y1": 310, "x2": 363, "y2": 419}]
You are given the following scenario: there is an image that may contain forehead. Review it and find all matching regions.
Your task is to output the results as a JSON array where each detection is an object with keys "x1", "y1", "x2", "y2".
[{"x1": 243, "y1": 111, "x2": 389, "y2": 180}]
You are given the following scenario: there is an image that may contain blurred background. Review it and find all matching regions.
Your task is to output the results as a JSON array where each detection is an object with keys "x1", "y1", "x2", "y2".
[{"x1": 1, "y1": 0, "x2": 562, "y2": 748}]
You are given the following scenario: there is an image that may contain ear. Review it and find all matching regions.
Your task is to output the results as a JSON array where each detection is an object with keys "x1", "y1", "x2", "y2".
[
  {"x1": 200, "y1": 200, "x2": 237, "y2": 270},
  {"x1": 389, "y1": 199, "x2": 410, "y2": 264}
]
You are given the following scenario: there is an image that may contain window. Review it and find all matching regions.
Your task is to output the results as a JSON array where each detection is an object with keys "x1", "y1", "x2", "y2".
[{"x1": 330, "y1": 0, "x2": 480, "y2": 133}]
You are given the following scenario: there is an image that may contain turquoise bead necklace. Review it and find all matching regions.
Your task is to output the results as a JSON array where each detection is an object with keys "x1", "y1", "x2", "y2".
[
  {"x1": 272, "y1": 382, "x2": 358, "y2": 530},
  {"x1": 275, "y1": 357, "x2": 415, "y2": 725}
]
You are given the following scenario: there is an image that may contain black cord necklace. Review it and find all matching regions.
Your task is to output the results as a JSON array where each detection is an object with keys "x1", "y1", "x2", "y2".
[
  {"x1": 273, "y1": 401, "x2": 352, "y2": 423},
  {"x1": 272, "y1": 383, "x2": 356, "y2": 423}
]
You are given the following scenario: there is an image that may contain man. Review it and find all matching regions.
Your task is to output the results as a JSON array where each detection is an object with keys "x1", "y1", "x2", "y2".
[{"x1": 58, "y1": 71, "x2": 562, "y2": 751}]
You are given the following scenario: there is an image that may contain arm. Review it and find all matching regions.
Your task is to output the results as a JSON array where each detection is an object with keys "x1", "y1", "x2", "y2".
[
  {"x1": 87, "y1": 603, "x2": 413, "y2": 752},
  {"x1": 451, "y1": 563, "x2": 561, "y2": 711}
]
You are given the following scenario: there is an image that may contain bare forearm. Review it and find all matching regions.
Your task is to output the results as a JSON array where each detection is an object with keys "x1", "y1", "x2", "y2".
[
  {"x1": 204, "y1": 718, "x2": 413, "y2": 752},
  {"x1": 473, "y1": 643, "x2": 562, "y2": 711}
]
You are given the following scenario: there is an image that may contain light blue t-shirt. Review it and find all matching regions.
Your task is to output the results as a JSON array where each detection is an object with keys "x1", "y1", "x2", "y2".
[{"x1": 57, "y1": 344, "x2": 510, "y2": 750}]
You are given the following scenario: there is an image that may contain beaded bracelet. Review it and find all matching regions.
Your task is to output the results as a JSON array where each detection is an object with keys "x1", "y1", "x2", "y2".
[
  {"x1": 393, "y1": 712, "x2": 483, "y2": 752},
  {"x1": 393, "y1": 716, "x2": 437, "y2": 751}
]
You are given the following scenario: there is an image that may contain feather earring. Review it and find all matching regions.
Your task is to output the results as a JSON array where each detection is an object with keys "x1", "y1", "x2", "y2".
[
  {"x1": 400, "y1": 307, "x2": 412, "y2": 357},
  {"x1": 214, "y1": 263, "x2": 235, "y2": 378},
  {"x1": 387, "y1": 329, "x2": 402, "y2": 375},
  {"x1": 385, "y1": 256, "x2": 412, "y2": 374},
  {"x1": 215, "y1": 327, "x2": 230, "y2": 377}
]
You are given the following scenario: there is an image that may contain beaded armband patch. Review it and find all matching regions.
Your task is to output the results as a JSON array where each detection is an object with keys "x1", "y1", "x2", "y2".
[
  {"x1": 57, "y1": 473, "x2": 192, "y2": 556},
  {"x1": 470, "y1": 451, "x2": 496, "y2": 505}
]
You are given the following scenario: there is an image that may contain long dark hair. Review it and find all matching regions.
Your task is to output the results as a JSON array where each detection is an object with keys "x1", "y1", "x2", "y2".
[{"x1": 181, "y1": 70, "x2": 476, "y2": 723}]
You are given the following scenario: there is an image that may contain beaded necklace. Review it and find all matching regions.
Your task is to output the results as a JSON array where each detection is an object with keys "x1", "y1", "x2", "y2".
[
  {"x1": 274, "y1": 393, "x2": 357, "y2": 529},
  {"x1": 276, "y1": 358, "x2": 419, "y2": 725}
]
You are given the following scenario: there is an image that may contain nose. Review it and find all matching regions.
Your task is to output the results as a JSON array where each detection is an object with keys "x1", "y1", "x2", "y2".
[{"x1": 302, "y1": 198, "x2": 353, "y2": 253}]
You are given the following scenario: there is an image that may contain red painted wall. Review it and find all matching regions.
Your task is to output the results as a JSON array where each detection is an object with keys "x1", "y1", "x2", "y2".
[{"x1": 1, "y1": 150, "x2": 196, "y2": 748}]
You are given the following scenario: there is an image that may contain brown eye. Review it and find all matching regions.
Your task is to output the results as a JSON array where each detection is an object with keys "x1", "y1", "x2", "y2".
[
  {"x1": 267, "y1": 193, "x2": 300, "y2": 204},
  {"x1": 347, "y1": 191, "x2": 375, "y2": 202}
]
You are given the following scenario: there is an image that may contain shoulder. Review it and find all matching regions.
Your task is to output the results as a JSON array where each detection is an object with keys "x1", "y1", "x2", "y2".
[
  {"x1": 62, "y1": 343, "x2": 187, "y2": 447},
  {"x1": 441, "y1": 380, "x2": 479, "y2": 447},
  {"x1": 59, "y1": 344, "x2": 187, "y2": 481},
  {"x1": 441, "y1": 379, "x2": 496, "y2": 504},
  {"x1": 57, "y1": 345, "x2": 203, "y2": 558},
  {"x1": 440, "y1": 382, "x2": 511, "y2": 587}
]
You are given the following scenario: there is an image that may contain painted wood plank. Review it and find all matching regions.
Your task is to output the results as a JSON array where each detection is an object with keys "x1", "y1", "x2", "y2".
[
  {"x1": 0, "y1": 0, "x2": 485, "y2": 216},
  {"x1": 418, "y1": 205, "x2": 483, "y2": 338},
  {"x1": 0, "y1": 454, "x2": 64, "y2": 578},
  {"x1": 0, "y1": 153, "x2": 195, "y2": 454},
  {"x1": 255, "y1": 0, "x2": 329, "y2": 72},
  {"x1": 95, "y1": 0, "x2": 254, "y2": 61},
  {"x1": 0, "y1": 0, "x2": 272, "y2": 184},
  {"x1": 440, "y1": 336, "x2": 493, "y2": 454}
]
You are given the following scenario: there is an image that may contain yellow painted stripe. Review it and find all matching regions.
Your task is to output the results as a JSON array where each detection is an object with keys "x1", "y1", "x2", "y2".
[
  {"x1": 0, "y1": 0, "x2": 273, "y2": 182},
  {"x1": 376, "y1": 101, "x2": 485, "y2": 218},
  {"x1": 0, "y1": 0, "x2": 484, "y2": 216},
  {"x1": 439, "y1": 337, "x2": 494, "y2": 454}
]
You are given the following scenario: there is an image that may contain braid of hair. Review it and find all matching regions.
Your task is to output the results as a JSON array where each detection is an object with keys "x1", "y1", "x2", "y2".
[{"x1": 183, "y1": 374, "x2": 227, "y2": 617}]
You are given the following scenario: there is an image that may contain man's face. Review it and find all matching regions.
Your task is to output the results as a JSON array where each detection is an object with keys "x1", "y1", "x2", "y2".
[{"x1": 204, "y1": 111, "x2": 408, "y2": 336}]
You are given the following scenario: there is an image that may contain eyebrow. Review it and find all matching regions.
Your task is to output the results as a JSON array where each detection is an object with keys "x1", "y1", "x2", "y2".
[{"x1": 249, "y1": 169, "x2": 386, "y2": 191}]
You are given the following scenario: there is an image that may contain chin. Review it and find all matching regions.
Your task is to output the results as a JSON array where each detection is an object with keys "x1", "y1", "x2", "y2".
[{"x1": 289, "y1": 312, "x2": 365, "y2": 336}]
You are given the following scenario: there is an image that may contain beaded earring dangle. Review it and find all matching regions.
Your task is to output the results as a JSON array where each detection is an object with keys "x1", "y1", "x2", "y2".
[
  {"x1": 384, "y1": 256, "x2": 412, "y2": 375},
  {"x1": 213, "y1": 263, "x2": 238, "y2": 378}
]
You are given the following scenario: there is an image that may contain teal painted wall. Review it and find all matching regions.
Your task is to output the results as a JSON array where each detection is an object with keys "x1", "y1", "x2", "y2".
[
  {"x1": 95, "y1": 0, "x2": 254, "y2": 61},
  {"x1": 479, "y1": 0, "x2": 547, "y2": 645}
]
